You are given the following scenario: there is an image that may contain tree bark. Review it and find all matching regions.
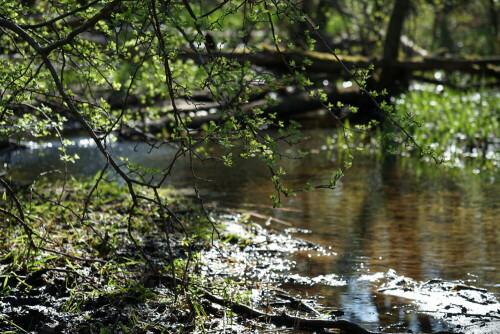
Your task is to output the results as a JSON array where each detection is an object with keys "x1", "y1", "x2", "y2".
[
  {"x1": 488, "y1": 0, "x2": 499, "y2": 54},
  {"x1": 383, "y1": 0, "x2": 411, "y2": 61},
  {"x1": 379, "y1": 0, "x2": 412, "y2": 94}
]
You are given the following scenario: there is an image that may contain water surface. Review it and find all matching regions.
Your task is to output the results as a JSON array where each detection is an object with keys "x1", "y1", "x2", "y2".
[{"x1": 2, "y1": 129, "x2": 498, "y2": 332}]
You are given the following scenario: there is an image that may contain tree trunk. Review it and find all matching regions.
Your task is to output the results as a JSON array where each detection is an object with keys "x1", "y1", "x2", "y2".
[
  {"x1": 379, "y1": 0, "x2": 412, "y2": 94},
  {"x1": 383, "y1": 0, "x2": 411, "y2": 61},
  {"x1": 488, "y1": 0, "x2": 499, "y2": 54}
]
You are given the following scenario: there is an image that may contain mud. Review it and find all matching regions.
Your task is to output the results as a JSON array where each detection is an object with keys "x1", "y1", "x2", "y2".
[
  {"x1": 1, "y1": 214, "x2": 499, "y2": 333},
  {"x1": 0, "y1": 215, "x2": 324, "y2": 333}
]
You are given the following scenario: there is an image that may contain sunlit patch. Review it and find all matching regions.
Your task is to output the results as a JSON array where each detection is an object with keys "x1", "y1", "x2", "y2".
[
  {"x1": 379, "y1": 270, "x2": 500, "y2": 332},
  {"x1": 200, "y1": 217, "x2": 327, "y2": 284},
  {"x1": 197, "y1": 110, "x2": 208, "y2": 117},
  {"x1": 342, "y1": 81, "x2": 352, "y2": 88},
  {"x1": 77, "y1": 138, "x2": 96, "y2": 148},
  {"x1": 268, "y1": 92, "x2": 278, "y2": 100},
  {"x1": 434, "y1": 72, "x2": 444, "y2": 80}
]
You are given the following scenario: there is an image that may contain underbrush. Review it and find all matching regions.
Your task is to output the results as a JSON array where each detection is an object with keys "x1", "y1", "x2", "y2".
[
  {"x1": 0, "y1": 176, "x2": 332, "y2": 333},
  {"x1": 0, "y1": 177, "x2": 222, "y2": 332}
]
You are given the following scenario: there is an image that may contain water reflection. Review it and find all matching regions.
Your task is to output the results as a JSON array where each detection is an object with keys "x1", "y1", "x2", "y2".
[{"x1": 1, "y1": 128, "x2": 498, "y2": 332}]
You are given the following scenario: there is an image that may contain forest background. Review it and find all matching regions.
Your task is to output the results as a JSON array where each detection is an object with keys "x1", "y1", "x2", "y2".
[{"x1": 0, "y1": 0, "x2": 498, "y2": 332}]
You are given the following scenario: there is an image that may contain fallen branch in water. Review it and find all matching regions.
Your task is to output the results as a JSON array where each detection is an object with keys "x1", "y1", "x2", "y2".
[
  {"x1": 202, "y1": 288, "x2": 376, "y2": 333},
  {"x1": 158, "y1": 273, "x2": 376, "y2": 334}
]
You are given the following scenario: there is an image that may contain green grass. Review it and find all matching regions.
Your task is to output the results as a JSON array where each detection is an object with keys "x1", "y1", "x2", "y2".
[{"x1": 392, "y1": 85, "x2": 499, "y2": 169}]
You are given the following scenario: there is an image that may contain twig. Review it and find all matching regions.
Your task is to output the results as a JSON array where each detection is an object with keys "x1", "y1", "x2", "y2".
[{"x1": 245, "y1": 211, "x2": 292, "y2": 226}]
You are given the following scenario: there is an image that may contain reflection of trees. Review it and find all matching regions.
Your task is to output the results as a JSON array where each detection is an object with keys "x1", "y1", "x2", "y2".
[{"x1": 378, "y1": 156, "x2": 424, "y2": 280}]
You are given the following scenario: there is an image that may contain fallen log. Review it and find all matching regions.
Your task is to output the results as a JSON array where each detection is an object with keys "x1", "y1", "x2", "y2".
[
  {"x1": 118, "y1": 85, "x2": 380, "y2": 139},
  {"x1": 180, "y1": 46, "x2": 500, "y2": 78}
]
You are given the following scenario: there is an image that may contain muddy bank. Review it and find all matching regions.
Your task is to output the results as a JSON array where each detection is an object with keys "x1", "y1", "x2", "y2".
[
  {"x1": 0, "y1": 214, "x2": 344, "y2": 333},
  {"x1": 1, "y1": 213, "x2": 499, "y2": 333}
]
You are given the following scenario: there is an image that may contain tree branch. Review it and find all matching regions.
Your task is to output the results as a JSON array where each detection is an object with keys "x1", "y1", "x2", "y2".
[
  {"x1": 159, "y1": 273, "x2": 376, "y2": 334},
  {"x1": 19, "y1": 0, "x2": 101, "y2": 30},
  {"x1": 0, "y1": 5, "x2": 156, "y2": 207},
  {"x1": 41, "y1": 0, "x2": 123, "y2": 54}
]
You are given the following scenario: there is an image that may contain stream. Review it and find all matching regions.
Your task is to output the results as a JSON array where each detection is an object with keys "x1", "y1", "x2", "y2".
[{"x1": 1, "y1": 128, "x2": 499, "y2": 333}]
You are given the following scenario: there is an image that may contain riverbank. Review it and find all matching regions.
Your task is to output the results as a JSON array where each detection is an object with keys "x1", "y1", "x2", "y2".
[
  {"x1": 0, "y1": 178, "x2": 348, "y2": 332},
  {"x1": 0, "y1": 191, "x2": 361, "y2": 333},
  {"x1": 1, "y1": 180, "x2": 499, "y2": 333}
]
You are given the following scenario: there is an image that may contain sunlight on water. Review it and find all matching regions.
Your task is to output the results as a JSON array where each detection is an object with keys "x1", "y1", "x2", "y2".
[{"x1": 1, "y1": 128, "x2": 498, "y2": 332}]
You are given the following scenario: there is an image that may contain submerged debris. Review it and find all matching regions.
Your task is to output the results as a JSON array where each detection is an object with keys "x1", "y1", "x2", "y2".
[
  {"x1": 379, "y1": 269, "x2": 500, "y2": 334},
  {"x1": 200, "y1": 216, "x2": 321, "y2": 282}
]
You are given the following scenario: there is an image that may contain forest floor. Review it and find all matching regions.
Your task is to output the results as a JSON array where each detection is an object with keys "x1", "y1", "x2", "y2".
[{"x1": 0, "y1": 204, "x2": 499, "y2": 333}]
